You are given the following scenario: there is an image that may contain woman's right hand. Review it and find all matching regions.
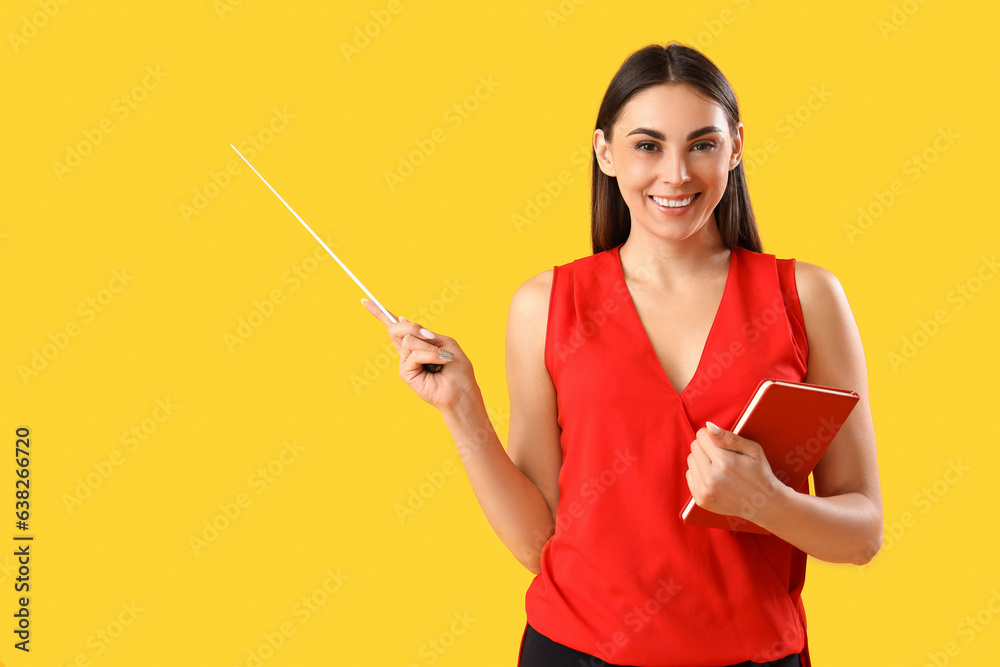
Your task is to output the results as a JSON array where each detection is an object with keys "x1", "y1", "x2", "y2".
[{"x1": 361, "y1": 298, "x2": 478, "y2": 414}]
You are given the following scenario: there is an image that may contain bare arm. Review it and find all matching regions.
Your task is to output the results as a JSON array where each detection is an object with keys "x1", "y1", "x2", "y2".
[
  {"x1": 751, "y1": 261, "x2": 883, "y2": 564},
  {"x1": 440, "y1": 271, "x2": 562, "y2": 574}
]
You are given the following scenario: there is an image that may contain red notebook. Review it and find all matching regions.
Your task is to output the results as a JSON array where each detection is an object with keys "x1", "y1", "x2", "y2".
[{"x1": 679, "y1": 378, "x2": 860, "y2": 534}]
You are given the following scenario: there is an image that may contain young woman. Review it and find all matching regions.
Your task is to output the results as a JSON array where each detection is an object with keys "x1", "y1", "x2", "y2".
[{"x1": 363, "y1": 42, "x2": 882, "y2": 667}]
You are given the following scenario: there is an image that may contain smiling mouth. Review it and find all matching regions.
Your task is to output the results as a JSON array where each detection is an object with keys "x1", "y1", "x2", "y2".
[{"x1": 650, "y1": 193, "x2": 700, "y2": 208}]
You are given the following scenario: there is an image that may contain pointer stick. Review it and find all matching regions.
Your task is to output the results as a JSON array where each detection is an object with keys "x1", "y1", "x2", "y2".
[{"x1": 230, "y1": 144, "x2": 443, "y2": 373}]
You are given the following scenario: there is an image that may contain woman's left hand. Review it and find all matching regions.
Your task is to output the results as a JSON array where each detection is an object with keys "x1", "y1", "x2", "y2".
[{"x1": 685, "y1": 422, "x2": 786, "y2": 523}]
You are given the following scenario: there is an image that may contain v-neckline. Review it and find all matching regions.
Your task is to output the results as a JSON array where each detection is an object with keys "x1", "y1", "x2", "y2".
[{"x1": 614, "y1": 243, "x2": 738, "y2": 400}]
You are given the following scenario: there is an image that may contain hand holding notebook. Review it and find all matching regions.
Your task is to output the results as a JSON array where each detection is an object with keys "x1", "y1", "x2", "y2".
[{"x1": 680, "y1": 378, "x2": 860, "y2": 534}]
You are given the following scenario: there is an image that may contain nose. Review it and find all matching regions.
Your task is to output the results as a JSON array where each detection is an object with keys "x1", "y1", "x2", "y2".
[{"x1": 658, "y1": 147, "x2": 690, "y2": 187}]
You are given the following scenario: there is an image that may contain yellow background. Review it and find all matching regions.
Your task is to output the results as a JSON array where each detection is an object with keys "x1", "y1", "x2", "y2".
[{"x1": 3, "y1": 0, "x2": 998, "y2": 665}]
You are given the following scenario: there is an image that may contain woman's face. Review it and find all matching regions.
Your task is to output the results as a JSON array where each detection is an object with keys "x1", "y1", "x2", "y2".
[{"x1": 594, "y1": 83, "x2": 743, "y2": 242}]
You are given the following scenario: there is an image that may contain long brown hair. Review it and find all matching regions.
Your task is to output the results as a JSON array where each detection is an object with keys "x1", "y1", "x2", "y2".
[{"x1": 591, "y1": 41, "x2": 763, "y2": 255}]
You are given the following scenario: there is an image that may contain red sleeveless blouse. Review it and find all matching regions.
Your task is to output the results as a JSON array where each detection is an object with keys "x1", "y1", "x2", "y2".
[{"x1": 523, "y1": 242, "x2": 812, "y2": 667}]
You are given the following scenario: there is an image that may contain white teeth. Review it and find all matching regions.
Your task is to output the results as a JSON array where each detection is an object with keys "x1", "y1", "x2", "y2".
[{"x1": 652, "y1": 193, "x2": 697, "y2": 208}]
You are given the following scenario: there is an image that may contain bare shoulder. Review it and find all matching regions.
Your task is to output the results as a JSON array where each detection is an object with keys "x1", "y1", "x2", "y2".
[
  {"x1": 792, "y1": 260, "x2": 852, "y2": 329},
  {"x1": 791, "y1": 258, "x2": 866, "y2": 386},
  {"x1": 516, "y1": 268, "x2": 554, "y2": 300},
  {"x1": 793, "y1": 259, "x2": 842, "y2": 304},
  {"x1": 508, "y1": 269, "x2": 555, "y2": 332}
]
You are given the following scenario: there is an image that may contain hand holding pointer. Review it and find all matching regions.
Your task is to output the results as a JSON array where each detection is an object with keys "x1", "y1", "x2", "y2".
[{"x1": 361, "y1": 299, "x2": 477, "y2": 414}]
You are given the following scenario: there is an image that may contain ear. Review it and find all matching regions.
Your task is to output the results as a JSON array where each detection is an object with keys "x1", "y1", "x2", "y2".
[
  {"x1": 728, "y1": 121, "x2": 744, "y2": 171},
  {"x1": 593, "y1": 128, "x2": 617, "y2": 177}
]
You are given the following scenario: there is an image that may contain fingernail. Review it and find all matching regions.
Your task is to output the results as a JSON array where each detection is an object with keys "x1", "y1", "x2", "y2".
[
  {"x1": 419, "y1": 327, "x2": 435, "y2": 339},
  {"x1": 706, "y1": 421, "x2": 723, "y2": 435},
  {"x1": 360, "y1": 298, "x2": 368, "y2": 306}
]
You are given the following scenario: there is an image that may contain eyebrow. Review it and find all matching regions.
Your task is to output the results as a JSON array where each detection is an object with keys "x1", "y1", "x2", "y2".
[{"x1": 625, "y1": 125, "x2": 724, "y2": 141}]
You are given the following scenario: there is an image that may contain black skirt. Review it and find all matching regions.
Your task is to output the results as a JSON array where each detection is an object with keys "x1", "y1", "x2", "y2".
[{"x1": 517, "y1": 622, "x2": 802, "y2": 667}]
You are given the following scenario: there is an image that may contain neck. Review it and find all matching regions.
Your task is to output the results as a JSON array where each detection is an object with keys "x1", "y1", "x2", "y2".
[{"x1": 618, "y1": 218, "x2": 730, "y2": 292}]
